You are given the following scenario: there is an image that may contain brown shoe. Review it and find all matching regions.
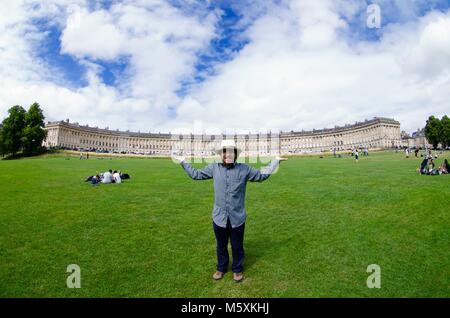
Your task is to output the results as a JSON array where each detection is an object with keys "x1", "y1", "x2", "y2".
[
  {"x1": 213, "y1": 271, "x2": 225, "y2": 280},
  {"x1": 233, "y1": 272, "x2": 244, "y2": 283}
]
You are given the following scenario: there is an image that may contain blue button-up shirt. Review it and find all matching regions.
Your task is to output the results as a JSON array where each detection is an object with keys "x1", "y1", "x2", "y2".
[{"x1": 180, "y1": 159, "x2": 280, "y2": 228}]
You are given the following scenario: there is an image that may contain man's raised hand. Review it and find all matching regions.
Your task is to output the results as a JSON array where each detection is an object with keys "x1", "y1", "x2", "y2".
[{"x1": 172, "y1": 154, "x2": 186, "y2": 163}]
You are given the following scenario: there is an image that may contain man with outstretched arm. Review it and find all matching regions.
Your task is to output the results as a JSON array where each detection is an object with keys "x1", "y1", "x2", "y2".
[{"x1": 173, "y1": 139, "x2": 287, "y2": 283}]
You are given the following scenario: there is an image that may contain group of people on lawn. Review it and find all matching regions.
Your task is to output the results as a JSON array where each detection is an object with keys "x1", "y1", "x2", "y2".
[
  {"x1": 86, "y1": 170, "x2": 130, "y2": 184},
  {"x1": 418, "y1": 158, "x2": 449, "y2": 175}
]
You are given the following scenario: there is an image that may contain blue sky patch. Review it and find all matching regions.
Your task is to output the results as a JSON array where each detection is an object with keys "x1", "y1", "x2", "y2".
[{"x1": 28, "y1": 0, "x2": 450, "y2": 97}]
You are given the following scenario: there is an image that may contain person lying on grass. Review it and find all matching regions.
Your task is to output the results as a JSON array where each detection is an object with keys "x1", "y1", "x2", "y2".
[{"x1": 173, "y1": 139, "x2": 287, "y2": 283}]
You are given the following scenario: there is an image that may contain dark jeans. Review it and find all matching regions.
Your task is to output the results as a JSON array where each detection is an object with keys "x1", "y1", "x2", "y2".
[{"x1": 213, "y1": 218, "x2": 245, "y2": 273}]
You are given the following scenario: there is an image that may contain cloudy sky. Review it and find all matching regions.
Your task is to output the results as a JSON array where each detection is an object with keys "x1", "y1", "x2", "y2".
[{"x1": 1, "y1": 0, "x2": 449, "y2": 134}]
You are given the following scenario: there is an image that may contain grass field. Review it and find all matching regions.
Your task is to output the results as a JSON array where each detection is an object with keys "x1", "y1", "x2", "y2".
[{"x1": 0, "y1": 151, "x2": 449, "y2": 297}]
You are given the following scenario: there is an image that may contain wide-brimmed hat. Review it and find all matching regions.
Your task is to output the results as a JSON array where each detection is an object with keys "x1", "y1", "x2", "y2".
[{"x1": 215, "y1": 139, "x2": 242, "y2": 157}]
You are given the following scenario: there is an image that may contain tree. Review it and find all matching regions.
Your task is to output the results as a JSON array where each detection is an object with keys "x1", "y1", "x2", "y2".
[
  {"x1": 440, "y1": 115, "x2": 450, "y2": 149},
  {"x1": 22, "y1": 102, "x2": 47, "y2": 155},
  {"x1": 0, "y1": 126, "x2": 5, "y2": 157},
  {"x1": 1, "y1": 105, "x2": 27, "y2": 157},
  {"x1": 424, "y1": 115, "x2": 441, "y2": 149}
]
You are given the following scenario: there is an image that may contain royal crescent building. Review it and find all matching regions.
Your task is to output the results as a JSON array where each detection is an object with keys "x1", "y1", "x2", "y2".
[{"x1": 43, "y1": 117, "x2": 402, "y2": 157}]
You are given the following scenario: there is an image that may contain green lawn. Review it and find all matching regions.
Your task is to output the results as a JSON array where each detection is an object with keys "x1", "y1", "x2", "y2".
[{"x1": 0, "y1": 151, "x2": 449, "y2": 297}]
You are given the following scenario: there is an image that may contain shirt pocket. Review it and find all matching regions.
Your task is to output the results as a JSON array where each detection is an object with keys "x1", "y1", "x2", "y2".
[{"x1": 230, "y1": 173, "x2": 246, "y2": 193}]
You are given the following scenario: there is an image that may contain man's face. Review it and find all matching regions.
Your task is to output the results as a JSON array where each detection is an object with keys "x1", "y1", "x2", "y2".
[{"x1": 222, "y1": 148, "x2": 235, "y2": 164}]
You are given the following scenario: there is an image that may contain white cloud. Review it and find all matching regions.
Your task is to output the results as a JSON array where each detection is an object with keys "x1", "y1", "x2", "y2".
[
  {"x1": 0, "y1": 0, "x2": 217, "y2": 131},
  {"x1": 60, "y1": 1, "x2": 218, "y2": 108},
  {"x1": 165, "y1": 0, "x2": 450, "y2": 133},
  {"x1": 398, "y1": 12, "x2": 450, "y2": 77},
  {"x1": 61, "y1": 8, "x2": 126, "y2": 60},
  {"x1": 0, "y1": 0, "x2": 449, "y2": 135}
]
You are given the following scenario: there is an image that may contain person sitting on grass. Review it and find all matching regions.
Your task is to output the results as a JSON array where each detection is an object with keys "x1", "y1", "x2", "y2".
[
  {"x1": 428, "y1": 160, "x2": 439, "y2": 175},
  {"x1": 439, "y1": 159, "x2": 449, "y2": 175},
  {"x1": 428, "y1": 160, "x2": 434, "y2": 173},
  {"x1": 173, "y1": 139, "x2": 287, "y2": 283},
  {"x1": 102, "y1": 169, "x2": 113, "y2": 184},
  {"x1": 113, "y1": 170, "x2": 122, "y2": 183}
]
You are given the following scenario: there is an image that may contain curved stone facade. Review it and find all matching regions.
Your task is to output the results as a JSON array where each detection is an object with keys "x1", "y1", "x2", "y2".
[{"x1": 43, "y1": 117, "x2": 401, "y2": 157}]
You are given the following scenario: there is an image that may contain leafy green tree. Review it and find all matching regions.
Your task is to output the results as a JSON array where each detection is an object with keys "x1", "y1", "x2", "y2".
[
  {"x1": 0, "y1": 126, "x2": 5, "y2": 157},
  {"x1": 440, "y1": 115, "x2": 450, "y2": 148},
  {"x1": 1, "y1": 105, "x2": 27, "y2": 157},
  {"x1": 425, "y1": 115, "x2": 441, "y2": 149},
  {"x1": 22, "y1": 102, "x2": 47, "y2": 155}
]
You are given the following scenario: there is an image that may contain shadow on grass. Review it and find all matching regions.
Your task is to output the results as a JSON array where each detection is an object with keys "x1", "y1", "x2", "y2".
[
  {"x1": 1, "y1": 149, "x2": 50, "y2": 160},
  {"x1": 244, "y1": 236, "x2": 300, "y2": 272}
]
